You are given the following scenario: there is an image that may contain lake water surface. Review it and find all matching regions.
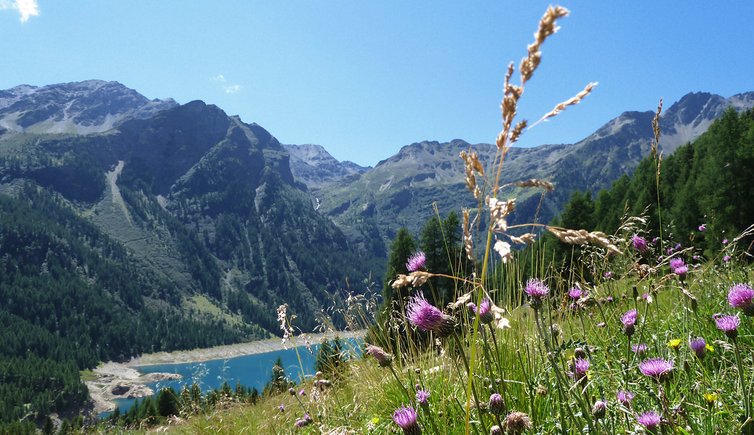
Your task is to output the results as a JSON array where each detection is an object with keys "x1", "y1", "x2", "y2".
[{"x1": 107, "y1": 340, "x2": 358, "y2": 417}]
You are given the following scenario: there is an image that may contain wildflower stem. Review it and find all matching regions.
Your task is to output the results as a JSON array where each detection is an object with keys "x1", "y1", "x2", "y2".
[
  {"x1": 293, "y1": 394, "x2": 308, "y2": 414},
  {"x1": 388, "y1": 364, "x2": 413, "y2": 404},
  {"x1": 464, "y1": 291, "x2": 485, "y2": 434},
  {"x1": 452, "y1": 331, "x2": 487, "y2": 434},
  {"x1": 732, "y1": 338, "x2": 752, "y2": 421},
  {"x1": 488, "y1": 326, "x2": 508, "y2": 402},
  {"x1": 534, "y1": 309, "x2": 584, "y2": 429}
]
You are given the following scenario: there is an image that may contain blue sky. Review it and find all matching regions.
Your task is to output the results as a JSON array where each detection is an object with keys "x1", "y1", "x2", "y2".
[{"x1": 2, "y1": 1, "x2": 753, "y2": 166}]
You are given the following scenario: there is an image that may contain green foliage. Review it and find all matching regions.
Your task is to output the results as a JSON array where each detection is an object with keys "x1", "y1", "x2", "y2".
[
  {"x1": 156, "y1": 387, "x2": 181, "y2": 417},
  {"x1": 554, "y1": 108, "x2": 754, "y2": 261},
  {"x1": 381, "y1": 227, "x2": 416, "y2": 307},
  {"x1": 0, "y1": 185, "x2": 256, "y2": 428},
  {"x1": 263, "y1": 357, "x2": 293, "y2": 396},
  {"x1": 315, "y1": 337, "x2": 347, "y2": 380}
]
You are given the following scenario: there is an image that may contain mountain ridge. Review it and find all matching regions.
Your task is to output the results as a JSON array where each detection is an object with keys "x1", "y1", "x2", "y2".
[
  {"x1": 311, "y1": 91, "x2": 754, "y2": 250},
  {"x1": 0, "y1": 80, "x2": 177, "y2": 136}
]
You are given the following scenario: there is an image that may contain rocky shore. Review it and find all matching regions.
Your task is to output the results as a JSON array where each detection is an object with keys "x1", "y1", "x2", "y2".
[
  {"x1": 86, "y1": 330, "x2": 365, "y2": 414},
  {"x1": 86, "y1": 362, "x2": 182, "y2": 414}
]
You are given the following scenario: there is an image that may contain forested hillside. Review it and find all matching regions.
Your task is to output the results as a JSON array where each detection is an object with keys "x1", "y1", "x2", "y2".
[
  {"x1": 0, "y1": 185, "x2": 260, "y2": 430},
  {"x1": 554, "y1": 108, "x2": 754, "y2": 260}
]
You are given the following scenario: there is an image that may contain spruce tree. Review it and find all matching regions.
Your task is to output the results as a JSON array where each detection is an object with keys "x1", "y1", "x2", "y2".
[{"x1": 381, "y1": 227, "x2": 416, "y2": 307}]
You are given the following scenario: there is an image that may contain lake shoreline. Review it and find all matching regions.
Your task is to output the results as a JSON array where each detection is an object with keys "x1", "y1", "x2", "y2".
[
  {"x1": 86, "y1": 330, "x2": 365, "y2": 415},
  {"x1": 127, "y1": 329, "x2": 365, "y2": 367}
]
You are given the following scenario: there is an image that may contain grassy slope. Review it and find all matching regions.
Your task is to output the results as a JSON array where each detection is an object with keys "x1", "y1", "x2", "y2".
[{"x1": 103, "y1": 253, "x2": 753, "y2": 434}]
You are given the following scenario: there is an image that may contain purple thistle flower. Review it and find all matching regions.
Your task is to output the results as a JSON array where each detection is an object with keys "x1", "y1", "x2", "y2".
[
  {"x1": 406, "y1": 251, "x2": 426, "y2": 272},
  {"x1": 698, "y1": 224, "x2": 707, "y2": 232},
  {"x1": 728, "y1": 283, "x2": 754, "y2": 315},
  {"x1": 666, "y1": 247, "x2": 674, "y2": 255},
  {"x1": 689, "y1": 338, "x2": 707, "y2": 359},
  {"x1": 715, "y1": 314, "x2": 740, "y2": 339},
  {"x1": 503, "y1": 411, "x2": 532, "y2": 434},
  {"x1": 621, "y1": 309, "x2": 638, "y2": 337},
  {"x1": 669, "y1": 257, "x2": 685, "y2": 272},
  {"x1": 723, "y1": 254, "x2": 732, "y2": 263},
  {"x1": 723, "y1": 238, "x2": 729, "y2": 245},
  {"x1": 469, "y1": 298, "x2": 494, "y2": 324},
  {"x1": 637, "y1": 411, "x2": 662, "y2": 432},
  {"x1": 294, "y1": 419, "x2": 306, "y2": 428},
  {"x1": 406, "y1": 293, "x2": 455, "y2": 337},
  {"x1": 622, "y1": 309, "x2": 638, "y2": 326},
  {"x1": 294, "y1": 413, "x2": 313, "y2": 428},
  {"x1": 651, "y1": 237, "x2": 660, "y2": 245},
  {"x1": 639, "y1": 358, "x2": 674, "y2": 381},
  {"x1": 592, "y1": 400, "x2": 607, "y2": 419},
  {"x1": 298, "y1": 388, "x2": 306, "y2": 396},
  {"x1": 568, "y1": 287, "x2": 583, "y2": 300},
  {"x1": 524, "y1": 279, "x2": 549, "y2": 309},
  {"x1": 673, "y1": 265, "x2": 688, "y2": 280},
  {"x1": 393, "y1": 405, "x2": 421, "y2": 435},
  {"x1": 632, "y1": 235, "x2": 649, "y2": 253},
  {"x1": 416, "y1": 389, "x2": 430, "y2": 407},
  {"x1": 365, "y1": 344, "x2": 393, "y2": 367},
  {"x1": 488, "y1": 393, "x2": 505, "y2": 415},
  {"x1": 570, "y1": 357, "x2": 590, "y2": 381},
  {"x1": 675, "y1": 243, "x2": 682, "y2": 250},
  {"x1": 524, "y1": 279, "x2": 549, "y2": 298},
  {"x1": 632, "y1": 343, "x2": 648, "y2": 355},
  {"x1": 616, "y1": 390, "x2": 634, "y2": 407},
  {"x1": 604, "y1": 271, "x2": 613, "y2": 279},
  {"x1": 278, "y1": 404, "x2": 285, "y2": 412}
]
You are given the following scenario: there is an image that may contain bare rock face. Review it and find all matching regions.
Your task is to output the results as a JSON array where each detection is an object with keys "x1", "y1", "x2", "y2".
[
  {"x1": 110, "y1": 385, "x2": 131, "y2": 396},
  {"x1": 0, "y1": 80, "x2": 176, "y2": 136},
  {"x1": 285, "y1": 143, "x2": 368, "y2": 190}
]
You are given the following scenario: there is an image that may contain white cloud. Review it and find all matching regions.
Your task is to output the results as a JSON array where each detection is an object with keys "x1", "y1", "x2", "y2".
[
  {"x1": 0, "y1": 0, "x2": 40, "y2": 23},
  {"x1": 210, "y1": 74, "x2": 241, "y2": 94}
]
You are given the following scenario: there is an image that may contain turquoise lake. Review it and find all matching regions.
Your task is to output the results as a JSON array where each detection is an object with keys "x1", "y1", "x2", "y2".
[{"x1": 105, "y1": 340, "x2": 359, "y2": 417}]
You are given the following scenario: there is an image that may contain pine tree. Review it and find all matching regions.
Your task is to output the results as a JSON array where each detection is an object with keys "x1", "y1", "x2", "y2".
[
  {"x1": 381, "y1": 227, "x2": 416, "y2": 307},
  {"x1": 156, "y1": 387, "x2": 180, "y2": 417}
]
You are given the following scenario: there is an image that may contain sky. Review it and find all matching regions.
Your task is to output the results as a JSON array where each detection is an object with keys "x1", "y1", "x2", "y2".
[{"x1": 2, "y1": 1, "x2": 753, "y2": 167}]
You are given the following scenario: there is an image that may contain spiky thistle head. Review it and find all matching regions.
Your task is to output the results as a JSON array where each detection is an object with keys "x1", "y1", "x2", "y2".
[{"x1": 406, "y1": 293, "x2": 456, "y2": 337}]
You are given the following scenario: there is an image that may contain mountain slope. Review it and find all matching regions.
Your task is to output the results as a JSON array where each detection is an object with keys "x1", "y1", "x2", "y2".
[
  {"x1": 0, "y1": 185, "x2": 257, "y2": 426},
  {"x1": 285, "y1": 143, "x2": 369, "y2": 190},
  {"x1": 0, "y1": 80, "x2": 176, "y2": 136},
  {"x1": 0, "y1": 82, "x2": 373, "y2": 336},
  {"x1": 315, "y1": 92, "x2": 754, "y2": 249}
]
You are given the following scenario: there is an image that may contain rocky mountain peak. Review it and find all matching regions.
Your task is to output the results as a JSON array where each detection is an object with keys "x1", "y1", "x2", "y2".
[
  {"x1": 663, "y1": 92, "x2": 726, "y2": 127},
  {"x1": 286, "y1": 143, "x2": 368, "y2": 190},
  {"x1": 0, "y1": 80, "x2": 177, "y2": 136}
]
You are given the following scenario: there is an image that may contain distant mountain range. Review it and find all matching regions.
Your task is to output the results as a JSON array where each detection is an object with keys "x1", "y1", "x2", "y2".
[
  {"x1": 0, "y1": 80, "x2": 373, "y2": 338},
  {"x1": 1, "y1": 80, "x2": 752, "y2": 336},
  {"x1": 294, "y1": 91, "x2": 754, "y2": 249}
]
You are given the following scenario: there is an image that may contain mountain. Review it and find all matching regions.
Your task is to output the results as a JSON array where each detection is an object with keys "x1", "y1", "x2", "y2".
[
  {"x1": 0, "y1": 80, "x2": 177, "y2": 136},
  {"x1": 0, "y1": 80, "x2": 377, "y2": 424},
  {"x1": 0, "y1": 80, "x2": 377, "y2": 348},
  {"x1": 285, "y1": 143, "x2": 369, "y2": 190},
  {"x1": 313, "y1": 92, "x2": 754, "y2": 249},
  {"x1": 0, "y1": 81, "x2": 750, "y2": 426},
  {"x1": 554, "y1": 106, "x2": 754, "y2": 260}
]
